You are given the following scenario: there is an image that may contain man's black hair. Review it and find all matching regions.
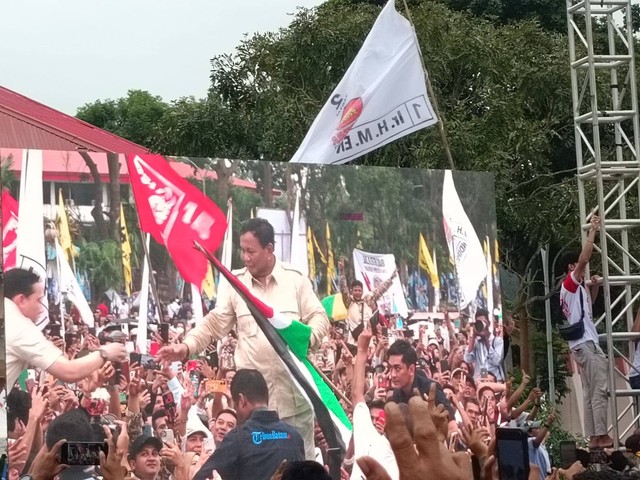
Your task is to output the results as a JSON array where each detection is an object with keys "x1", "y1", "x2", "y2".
[
  {"x1": 367, "y1": 399, "x2": 386, "y2": 410},
  {"x1": 230, "y1": 369, "x2": 269, "y2": 404},
  {"x1": 239, "y1": 218, "x2": 275, "y2": 248},
  {"x1": 561, "y1": 251, "x2": 580, "y2": 274},
  {"x1": 281, "y1": 461, "x2": 332, "y2": 480},
  {"x1": 216, "y1": 408, "x2": 238, "y2": 421},
  {"x1": 475, "y1": 309, "x2": 489, "y2": 321},
  {"x1": 350, "y1": 280, "x2": 363, "y2": 289},
  {"x1": 4, "y1": 268, "x2": 41, "y2": 299},
  {"x1": 387, "y1": 339, "x2": 418, "y2": 367},
  {"x1": 46, "y1": 408, "x2": 94, "y2": 449},
  {"x1": 7, "y1": 389, "x2": 31, "y2": 431},
  {"x1": 152, "y1": 408, "x2": 167, "y2": 428}
]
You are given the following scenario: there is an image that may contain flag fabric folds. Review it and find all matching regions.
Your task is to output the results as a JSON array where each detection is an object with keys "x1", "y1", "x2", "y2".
[
  {"x1": 321, "y1": 294, "x2": 348, "y2": 322},
  {"x1": 418, "y1": 233, "x2": 439, "y2": 289},
  {"x1": 200, "y1": 250, "x2": 352, "y2": 454},
  {"x1": 307, "y1": 227, "x2": 316, "y2": 282},
  {"x1": 326, "y1": 223, "x2": 336, "y2": 296},
  {"x1": 120, "y1": 203, "x2": 133, "y2": 296},
  {"x1": 125, "y1": 154, "x2": 228, "y2": 290},
  {"x1": 290, "y1": 0, "x2": 437, "y2": 165},
  {"x1": 57, "y1": 189, "x2": 75, "y2": 264},
  {"x1": 2, "y1": 190, "x2": 19, "y2": 270},
  {"x1": 442, "y1": 171, "x2": 487, "y2": 309},
  {"x1": 55, "y1": 239, "x2": 94, "y2": 327}
]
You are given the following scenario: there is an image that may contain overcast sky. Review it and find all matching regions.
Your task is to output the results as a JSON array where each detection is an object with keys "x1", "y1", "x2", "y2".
[{"x1": 1, "y1": 0, "x2": 325, "y2": 115}]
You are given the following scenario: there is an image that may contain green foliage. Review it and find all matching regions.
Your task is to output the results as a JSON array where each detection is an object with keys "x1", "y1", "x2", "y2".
[
  {"x1": 1, "y1": 155, "x2": 17, "y2": 192},
  {"x1": 76, "y1": 90, "x2": 169, "y2": 148},
  {"x1": 532, "y1": 330, "x2": 571, "y2": 403},
  {"x1": 76, "y1": 240, "x2": 124, "y2": 298}
]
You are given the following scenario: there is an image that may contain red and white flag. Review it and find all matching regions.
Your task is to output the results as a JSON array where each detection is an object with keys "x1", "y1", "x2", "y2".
[
  {"x1": 2, "y1": 190, "x2": 19, "y2": 270},
  {"x1": 125, "y1": 154, "x2": 227, "y2": 290}
]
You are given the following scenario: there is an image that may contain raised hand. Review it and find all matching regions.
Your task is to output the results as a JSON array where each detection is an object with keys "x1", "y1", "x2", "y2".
[{"x1": 459, "y1": 424, "x2": 491, "y2": 459}]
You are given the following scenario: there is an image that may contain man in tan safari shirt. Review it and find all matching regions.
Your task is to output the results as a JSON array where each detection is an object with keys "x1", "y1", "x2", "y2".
[{"x1": 157, "y1": 218, "x2": 329, "y2": 460}]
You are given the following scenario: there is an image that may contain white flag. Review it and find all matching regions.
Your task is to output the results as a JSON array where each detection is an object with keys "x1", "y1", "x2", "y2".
[
  {"x1": 138, "y1": 234, "x2": 152, "y2": 354},
  {"x1": 290, "y1": 0, "x2": 437, "y2": 165},
  {"x1": 442, "y1": 171, "x2": 487, "y2": 309},
  {"x1": 221, "y1": 198, "x2": 233, "y2": 270},
  {"x1": 55, "y1": 239, "x2": 94, "y2": 327},
  {"x1": 16, "y1": 149, "x2": 49, "y2": 330},
  {"x1": 289, "y1": 189, "x2": 309, "y2": 276}
]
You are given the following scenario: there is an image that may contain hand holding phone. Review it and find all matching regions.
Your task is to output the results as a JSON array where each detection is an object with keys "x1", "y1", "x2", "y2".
[
  {"x1": 496, "y1": 428, "x2": 530, "y2": 480},
  {"x1": 61, "y1": 442, "x2": 108, "y2": 466}
]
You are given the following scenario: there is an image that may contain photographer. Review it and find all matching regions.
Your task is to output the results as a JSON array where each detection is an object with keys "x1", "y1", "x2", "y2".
[{"x1": 464, "y1": 309, "x2": 504, "y2": 382}]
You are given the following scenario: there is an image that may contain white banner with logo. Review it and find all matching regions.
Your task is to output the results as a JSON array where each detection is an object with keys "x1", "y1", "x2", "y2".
[
  {"x1": 290, "y1": 0, "x2": 437, "y2": 165},
  {"x1": 352, "y1": 248, "x2": 408, "y2": 318}
]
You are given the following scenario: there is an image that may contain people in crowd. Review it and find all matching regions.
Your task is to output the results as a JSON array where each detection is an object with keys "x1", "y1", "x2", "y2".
[
  {"x1": 192, "y1": 369, "x2": 305, "y2": 480},
  {"x1": 338, "y1": 257, "x2": 397, "y2": 346}
]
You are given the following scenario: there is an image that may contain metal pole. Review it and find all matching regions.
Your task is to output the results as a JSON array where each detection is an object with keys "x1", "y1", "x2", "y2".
[
  {"x1": 401, "y1": 0, "x2": 455, "y2": 170},
  {"x1": 541, "y1": 245, "x2": 556, "y2": 406}
]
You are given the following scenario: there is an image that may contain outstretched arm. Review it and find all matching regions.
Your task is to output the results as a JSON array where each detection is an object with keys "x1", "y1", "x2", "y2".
[{"x1": 574, "y1": 215, "x2": 600, "y2": 283}]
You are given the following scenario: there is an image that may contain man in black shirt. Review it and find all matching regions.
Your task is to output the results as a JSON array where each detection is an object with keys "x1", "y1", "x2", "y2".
[
  {"x1": 193, "y1": 369, "x2": 305, "y2": 480},
  {"x1": 388, "y1": 340, "x2": 458, "y2": 434}
]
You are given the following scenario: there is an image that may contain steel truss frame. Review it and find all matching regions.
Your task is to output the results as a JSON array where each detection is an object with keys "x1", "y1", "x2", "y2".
[{"x1": 567, "y1": 0, "x2": 640, "y2": 446}]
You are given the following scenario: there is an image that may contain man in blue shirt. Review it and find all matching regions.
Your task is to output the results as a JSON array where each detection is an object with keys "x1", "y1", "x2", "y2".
[{"x1": 193, "y1": 369, "x2": 305, "y2": 480}]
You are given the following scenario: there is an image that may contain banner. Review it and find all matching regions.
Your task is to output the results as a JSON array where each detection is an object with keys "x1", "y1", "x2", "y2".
[
  {"x1": 290, "y1": 0, "x2": 437, "y2": 165},
  {"x1": 126, "y1": 154, "x2": 227, "y2": 291},
  {"x1": 16, "y1": 149, "x2": 48, "y2": 329},
  {"x1": 326, "y1": 223, "x2": 336, "y2": 295},
  {"x1": 442, "y1": 170, "x2": 487, "y2": 309},
  {"x1": 2, "y1": 190, "x2": 19, "y2": 270},
  {"x1": 352, "y1": 248, "x2": 408, "y2": 317}
]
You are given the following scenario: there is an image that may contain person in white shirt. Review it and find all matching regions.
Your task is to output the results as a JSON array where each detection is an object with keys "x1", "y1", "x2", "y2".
[
  {"x1": 5, "y1": 268, "x2": 127, "y2": 391},
  {"x1": 559, "y1": 215, "x2": 612, "y2": 449}
]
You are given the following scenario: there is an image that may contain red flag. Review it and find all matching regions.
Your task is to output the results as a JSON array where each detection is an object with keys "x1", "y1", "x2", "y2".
[
  {"x1": 125, "y1": 154, "x2": 227, "y2": 290},
  {"x1": 2, "y1": 190, "x2": 19, "y2": 270}
]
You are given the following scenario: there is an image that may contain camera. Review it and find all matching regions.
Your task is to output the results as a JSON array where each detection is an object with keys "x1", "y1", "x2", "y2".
[{"x1": 474, "y1": 320, "x2": 485, "y2": 333}]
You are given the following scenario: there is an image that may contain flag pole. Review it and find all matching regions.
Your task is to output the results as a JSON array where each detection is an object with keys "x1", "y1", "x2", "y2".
[
  {"x1": 400, "y1": 0, "x2": 456, "y2": 170},
  {"x1": 136, "y1": 221, "x2": 163, "y2": 324},
  {"x1": 310, "y1": 358, "x2": 353, "y2": 410}
]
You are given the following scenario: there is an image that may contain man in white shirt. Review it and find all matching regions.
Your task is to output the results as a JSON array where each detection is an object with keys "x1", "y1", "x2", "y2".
[
  {"x1": 5, "y1": 268, "x2": 127, "y2": 391},
  {"x1": 559, "y1": 215, "x2": 612, "y2": 449},
  {"x1": 349, "y1": 321, "x2": 398, "y2": 480}
]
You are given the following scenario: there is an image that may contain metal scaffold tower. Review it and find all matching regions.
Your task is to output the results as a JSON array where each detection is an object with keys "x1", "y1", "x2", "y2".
[{"x1": 567, "y1": 0, "x2": 640, "y2": 446}]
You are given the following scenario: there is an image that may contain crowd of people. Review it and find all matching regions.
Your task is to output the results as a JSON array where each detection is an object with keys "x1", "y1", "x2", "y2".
[{"x1": 6, "y1": 217, "x2": 640, "y2": 480}]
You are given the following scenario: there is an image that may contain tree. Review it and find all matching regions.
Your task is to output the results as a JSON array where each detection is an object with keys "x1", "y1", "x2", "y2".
[{"x1": 76, "y1": 90, "x2": 169, "y2": 149}]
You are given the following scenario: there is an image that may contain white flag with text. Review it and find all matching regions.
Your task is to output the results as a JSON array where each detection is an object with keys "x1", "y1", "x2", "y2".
[
  {"x1": 290, "y1": 0, "x2": 437, "y2": 165},
  {"x1": 442, "y1": 171, "x2": 487, "y2": 309}
]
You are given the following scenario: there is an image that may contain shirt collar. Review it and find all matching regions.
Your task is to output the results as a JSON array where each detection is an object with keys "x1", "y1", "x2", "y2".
[
  {"x1": 248, "y1": 259, "x2": 285, "y2": 287},
  {"x1": 4, "y1": 298, "x2": 31, "y2": 324}
]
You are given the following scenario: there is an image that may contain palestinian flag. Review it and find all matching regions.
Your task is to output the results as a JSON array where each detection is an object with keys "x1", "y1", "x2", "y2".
[
  {"x1": 322, "y1": 293, "x2": 348, "y2": 322},
  {"x1": 200, "y1": 248, "x2": 352, "y2": 452}
]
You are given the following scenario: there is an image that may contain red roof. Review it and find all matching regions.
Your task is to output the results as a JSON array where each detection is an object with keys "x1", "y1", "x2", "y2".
[
  {"x1": 0, "y1": 86, "x2": 150, "y2": 154},
  {"x1": 0, "y1": 149, "x2": 260, "y2": 189}
]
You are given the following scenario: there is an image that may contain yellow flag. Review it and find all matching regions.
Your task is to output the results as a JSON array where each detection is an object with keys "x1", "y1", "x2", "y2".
[
  {"x1": 202, "y1": 263, "x2": 216, "y2": 299},
  {"x1": 326, "y1": 222, "x2": 336, "y2": 296},
  {"x1": 307, "y1": 226, "x2": 316, "y2": 281},
  {"x1": 418, "y1": 233, "x2": 439, "y2": 288},
  {"x1": 57, "y1": 189, "x2": 75, "y2": 262},
  {"x1": 493, "y1": 238, "x2": 499, "y2": 276},
  {"x1": 312, "y1": 230, "x2": 327, "y2": 264},
  {"x1": 120, "y1": 203, "x2": 133, "y2": 296}
]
